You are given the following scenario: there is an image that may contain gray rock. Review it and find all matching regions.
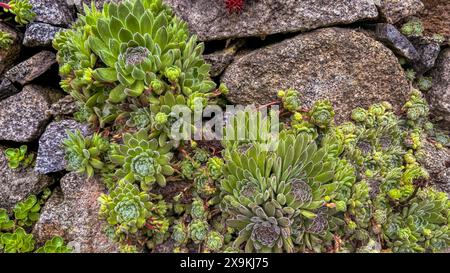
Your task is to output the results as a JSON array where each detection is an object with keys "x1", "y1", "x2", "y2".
[
  {"x1": 0, "y1": 79, "x2": 20, "y2": 101},
  {"x1": 35, "y1": 120, "x2": 92, "y2": 174},
  {"x1": 222, "y1": 28, "x2": 410, "y2": 122},
  {"x1": 46, "y1": 95, "x2": 79, "y2": 117},
  {"x1": 204, "y1": 50, "x2": 235, "y2": 78},
  {"x1": 0, "y1": 146, "x2": 53, "y2": 211},
  {"x1": 375, "y1": 23, "x2": 419, "y2": 61},
  {"x1": 32, "y1": 173, "x2": 120, "y2": 253},
  {"x1": 375, "y1": 0, "x2": 424, "y2": 24},
  {"x1": 23, "y1": 23, "x2": 62, "y2": 47},
  {"x1": 29, "y1": 0, "x2": 75, "y2": 27},
  {"x1": 72, "y1": 0, "x2": 123, "y2": 13},
  {"x1": 418, "y1": 141, "x2": 450, "y2": 196},
  {"x1": 165, "y1": 0, "x2": 378, "y2": 41},
  {"x1": 4, "y1": 51, "x2": 56, "y2": 85},
  {"x1": 415, "y1": 42, "x2": 441, "y2": 73},
  {"x1": 0, "y1": 85, "x2": 53, "y2": 142},
  {"x1": 0, "y1": 23, "x2": 22, "y2": 76},
  {"x1": 428, "y1": 48, "x2": 450, "y2": 129},
  {"x1": 409, "y1": 37, "x2": 442, "y2": 74}
]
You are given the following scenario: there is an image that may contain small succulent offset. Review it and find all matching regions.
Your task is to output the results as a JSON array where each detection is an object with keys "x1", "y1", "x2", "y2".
[
  {"x1": 278, "y1": 89, "x2": 301, "y2": 112},
  {"x1": 309, "y1": 100, "x2": 335, "y2": 129},
  {"x1": 207, "y1": 157, "x2": 225, "y2": 180},
  {"x1": 0, "y1": 209, "x2": 14, "y2": 231},
  {"x1": 401, "y1": 19, "x2": 424, "y2": 37},
  {"x1": 109, "y1": 129, "x2": 174, "y2": 190},
  {"x1": 0, "y1": 30, "x2": 13, "y2": 49},
  {"x1": 205, "y1": 231, "x2": 224, "y2": 252},
  {"x1": 63, "y1": 130, "x2": 109, "y2": 178},
  {"x1": 190, "y1": 198, "x2": 207, "y2": 220},
  {"x1": 188, "y1": 219, "x2": 209, "y2": 244},
  {"x1": 98, "y1": 181, "x2": 152, "y2": 237},
  {"x1": 4, "y1": 145, "x2": 34, "y2": 169},
  {"x1": 35, "y1": 236, "x2": 72, "y2": 253},
  {"x1": 13, "y1": 195, "x2": 40, "y2": 227},
  {"x1": 1, "y1": 0, "x2": 36, "y2": 25},
  {"x1": 0, "y1": 227, "x2": 35, "y2": 253},
  {"x1": 172, "y1": 221, "x2": 188, "y2": 245},
  {"x1": 417, "y1": 76, "x2": 433, "y2": 92}
]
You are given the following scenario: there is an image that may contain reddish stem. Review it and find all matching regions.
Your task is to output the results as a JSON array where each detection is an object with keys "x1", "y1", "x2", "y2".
[{"x1": 0, "y1": 3, "x2": 11, "y2": 10}]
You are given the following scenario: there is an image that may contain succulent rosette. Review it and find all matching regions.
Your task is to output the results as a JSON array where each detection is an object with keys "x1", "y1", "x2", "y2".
[{"x1": 110, "y1": 129, "x2": 174, "y2": 190}]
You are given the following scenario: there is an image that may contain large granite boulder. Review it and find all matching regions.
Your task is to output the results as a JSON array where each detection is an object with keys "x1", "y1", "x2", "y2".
[
  {"x1": 165, "y1": 0, "x2": 378, "y2": 41},
  {"x1": 222, "y1": 27, "x2": 411, "y2": 122}
]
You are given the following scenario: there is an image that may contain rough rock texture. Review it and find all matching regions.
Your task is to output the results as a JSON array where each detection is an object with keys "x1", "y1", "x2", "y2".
[
  {"x1": 0, "y1": 22, "x2": 22, "y2": 76},
  {"x1": 35, "y1": 120, "x2": 92, "y2": 174},
  {"x1": 33, "y1": 173, "x2": 119, "y2": 253},
  {"x1": 46, "y1": 95, "x2": 79, "y2": 117},
  {"x1": 419, "y1": 0, "x2": 450, "y2": 38},
  {"x1": 73, "y1": 0, "x2": 123, "y2": 12},
  {"x1": 222, "y1": 28, "x2": 410, "y2": 122},
  {"x1": 165, "y1": 0, "x2": 379, "y2": 41},
  {"x1": 23, "y1": 23, "x2": 62, "y2": 47},
  {"x1": 29, "y1": 0, "x2": 75, "y2": 27},
  {"x1": 418, "y1": 141, "x2": 450, "y2": 195},
  {"x1": 428, "y1": 48, "x2": 450, "y2": 129},
  {"x1": 204, "y1": 50, "x2": 236, "y2": 78},
  {"x1": 376, "y1": 0, "x2": 424, "y2": 24},
  {"x1": 0, "y1": 146, "x2": 53, "y2": 211},
  {"x1": 409, "y1": 37, "x2": 442, "y2": 74},
  {"x1": 375, "y1": 23, "x2": 419, "y2": 61},
  {"x1": 0, "y1": 85, "x2": 53, "y2": 142},
  {"x1": 4, "y1": 51, "x2": 56, "y2": 85},
  {"x1": 0, "y1": 79, "x2": 20, "y2": 101}
]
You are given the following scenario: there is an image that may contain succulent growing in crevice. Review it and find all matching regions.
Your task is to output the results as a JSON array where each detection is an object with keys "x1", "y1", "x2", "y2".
[
  {"x1": 417, "y1": 76, "x2": 433, "y2": 92},
  {"x1": 0, "y1": 209, "x2": 14, "y2": 231},
  {"x1": 13, "y1": 195, "x2": 40, "y2": 227},
  {"x1": 1, "y1": 0, "x2": 36, "y2": 25},
  {"x1": 401, "y1": 18, "x2": 424, "y2": 37},
  {"x1": 0, "y1": 227, "x2": 35, "y2": 253},
  {"x1": 109, "y1": 129, "x2": 174, "y2": 190},
  {"x1": 0, "y1": 30, "x2": 13, "y2": 49},
  {"x1": 4, "y1": 145, "x2": 34, "y2": 169},
  {"x1": 35, "y1": 236, "x2": 72, "y2": 253},
  {"x1": 63, "y1": 130, "x2": 109, "y2": 178}
]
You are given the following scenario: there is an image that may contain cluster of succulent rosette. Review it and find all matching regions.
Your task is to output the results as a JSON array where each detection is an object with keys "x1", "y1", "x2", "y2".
[
  {"x1": 0, "y1": 194, "x2": 72, "y2": 253},
  {"x1": 47, "y1": 0, "x2": 450, "y2": 253}
]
